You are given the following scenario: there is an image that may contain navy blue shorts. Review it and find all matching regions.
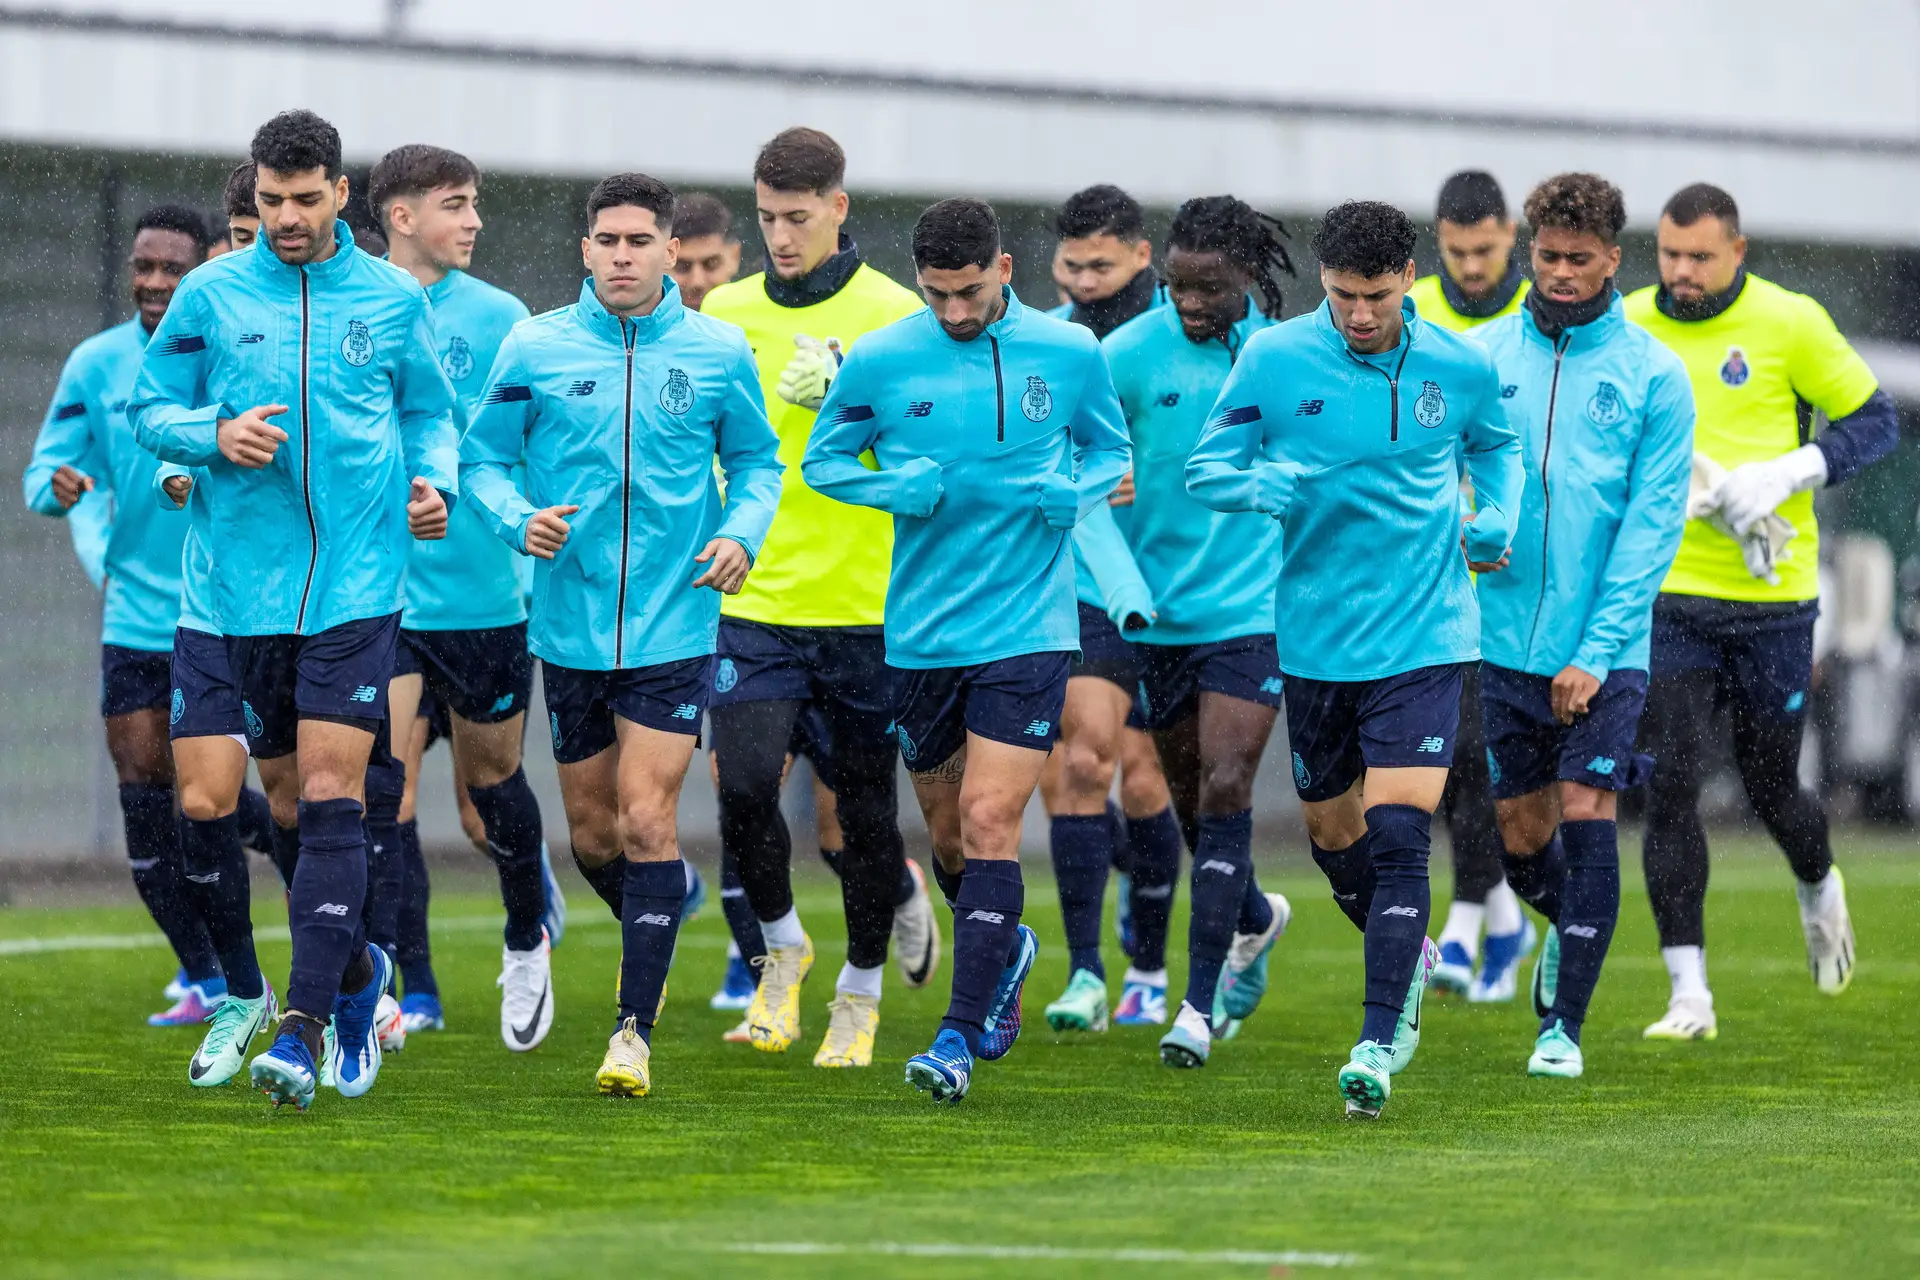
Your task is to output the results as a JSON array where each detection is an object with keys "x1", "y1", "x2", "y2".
[
  {"x1": 789, "y1": 703, "x2": 832, "y2": 773},
  {"x1": 225, "y1": 613, "x2": 401, "y2": 758},
  {"x1": 890, "y1": 653, "x2": 1072, "y2": 771},
  {"x1": 712, "y1": 620, "x2": 892, "y2": 712},
  {"x1": 102, "y1": 645, "x2": 171, "y2": 719},
  {"x1": 543, "y1": 656, "x2": 713, "y2": 764},
  {"x1": 397, "y1": 623, "x2": 534, "y2": 725},
  {"x1": 1650, "y1": 596, "x2": 1815, "y2": 724},
  {"x1": 1073, "y1": 600, "x2": 1143, "y2": 691},
  {"x1": 1480, "y1": 664, "x2": 1653, "y2": 799},
  {"x1": 170, "y1": 627, "x2": 245, "y2": 741},
  {"x1": 1138, "y1": 633, "x2": 1284, "y2": 731},
  {"x1": 1283, "y1": 663, "x2": 1464, "y2": 802}
]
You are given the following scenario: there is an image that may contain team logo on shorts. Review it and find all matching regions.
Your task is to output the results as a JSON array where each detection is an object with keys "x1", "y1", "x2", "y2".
[
  {"x1": 714, "y1": 658, "x2": 739, "y2": 694},
  {"x1": 1021, "y1": 376, "x2": 1052, "y2": 423},
  {"x1": 1291, "y1": 751, "x2": 1310, "y2": 791},
  {"x1": 1586, "y1": 380, "x2": 1627, "y2": 426},
  {"x1": 1414, "y1": 380, "x2": 1447, "y2": 428},
  {"x1": 1785, "y1": 690, "x2": 1806, "y2": 713},
  {"x1": 341, "y1": 319, "x2": 374, "y2": 367},
  {"x1": 441, "y1": 335, "x2": 473, "y2": 381},
  {"x1": 1486, "y1": 748, "x2": 1501, "y2": 785},
  {"x1": 896, "y1": 723, "x2": 919, "y2": 764},
  {"x1": 659, "y1": 367, "x2": 694, "y2": 414},
  {"x1": 549, "y1": 711, "x2": 562, "y2": 751},
  {"x1": 1720, "y1": 346, "x2": 1750, "y2": 387},
  {"x1": 242, "y1": 700, "x2": 264, "y2": 740},
  {"x1": 169, "y1": 688, "x2": 184, "y2": 726}
]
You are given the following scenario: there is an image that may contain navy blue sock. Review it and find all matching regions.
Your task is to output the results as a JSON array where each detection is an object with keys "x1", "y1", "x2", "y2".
[
  {"x1": 1106, "y1": 801, "x2": 1134, "y2": 876},
  {"x1": 1312, "y1": 833, "x2": 1376, "y2": 932},
  {"x1": 268, "y1": 822, "x2": 300, "y2": 891},
  {"x1": 940, "y1": 859, "x2": 1024, "y2": 1055},
  {"x1": 1050, "y1": 814, "x2": 1111, "y2": 979},
  {"x1": 395, "y1": 818, "x2": 438, "y2": 998},
  {"x1": 469, "y1": 768, "x2": 548, "y2": 952},
  {"x1": 818, "y1": 844, "x2": 844, "y2": 877},
  {"x1": 179, "y1": 813, "x2": 264, "y2": 999},
  {"x1": 120, "y1": 783, "x2": 219, "y2": 983},
  {"x1": 1177, "y1": 811, "x2": 1201, "y2": 858},
  {"x1": 235, "y1": 786, "x2": 275, "y2": 855},
  {"x1": 286, "y1": 798, "x2": 368, "y2": 1017},
  {"x1": 931, "y1": 858, "x2": 964, "y2": 909},
  {"x1": 1502, "y1": 833, "x2": 1566, "y2": 924},
  {"x1": 1125, "y1": 807, "x2": 1180, "y2": 971},
  {"x1": 618, "y1": 859, "x2": 686, "y2": 1041},
  {"x1": 362, "y1": 759, "x2": 404, "y2": 956},
  {"x1": 1183, "y1": 809, "x2": 1253, "y2": 1014},
  {"x1": 574, "y1": 848, "x2": 625, "y2": 919},
  {"x1": 1360, "y1": 804, "x2": 1433, "y2": 1046},
  {"x1": 719, "y1": 848, "x2": 767, "y2": 969},
  {"x1": 1551, "y1": 820, "x2": 1621, "y2": 1043},
  {"x1": 1236, "y1": 865, "x2": 1274, "y2": 935}
]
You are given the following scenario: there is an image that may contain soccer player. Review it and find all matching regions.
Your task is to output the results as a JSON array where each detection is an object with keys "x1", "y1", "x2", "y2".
[
  {"x1": 1407, "y1": 169, "x2": 1535, "y2": 1001},
  {"x1": 1626, "y1": 184, "x2": 1896, "y2": 1038},
  {"x1": 366, "y1": 143, "x2": 565, "y2": 1051},
  {"x1": 131, "y1": 109, "x2": 460, "y2": 1109},
  {"x1": 223, "y1": 163, "x2": 260, "y2": 252},
  {"x1": 462, "y1": 172, "x2": 782, "y2": 1097},
  {"x1": 1048, "y1": 184, "x2": 1168, "y2": 333},
  {"x1": 803, "y1": 197, "x2": 1130, "y2": 1103},
  {"x1": 22, "y1": 204, "x2": 271, "y2": 1027},
  {"x1": 1087, "y1": 196, "x2": 1301, "y2": 1068},
  {"x1": 700, "y1": 128, "x2": 936, "y2": 1068},
  {"x1": 1188, "y1": 199, "x2": 1522, "y2": 1118},
  {"x1": 668, "y1": 192, "x2": 742, "y2": 311},
  {"x1": 1477, "y1": 173, "x2": 1694, "y2": 1078}
]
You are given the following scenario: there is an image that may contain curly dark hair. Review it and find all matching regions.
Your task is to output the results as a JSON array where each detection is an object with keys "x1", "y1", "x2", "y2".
[
  {"x1": 1167, "y1": 195, "x2": 1296, "y2": 318},
  {"x1": 1524, "y1": 173, "x2": 1627, "y2": 245},
  {"x1": 1056, "y1": 184, "x2": 1146, "y2": 242},
  {"x1": 1311, "y1": 201, "x2": 1416, "y2": 278},
  {"x1": 250, "y1": 110, "x2": 342, "y2": 179}
]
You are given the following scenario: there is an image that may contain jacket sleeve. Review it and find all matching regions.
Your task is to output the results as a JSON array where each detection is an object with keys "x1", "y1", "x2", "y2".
[
  {"x1": 153, "y1": 460, "x2": 193, "y2": 509},
  {"x1": 395, "y1": 294, "x2": 461, "y2": 504},
  {"x1": 711, "y1": 341, "x2": 785, "y2": 560},
  {"x1": 23, "y1": 351, "x2": 109, "y2": 517},
  {"x1": 128, "y1": 285, "x2": 226, "y2": 467},
  {"x1": 459, "y1": 330, "x2": 539, "y2": 552},
  {"x1": 1460, "y1": 363, "x2": 1524, "y2": 555},
  {"x1": 800, "y1": 346, "x2": 910, "y2": 512},
  {"x1": 1814, "y1": 388, "x2": 1899, "y2": 488},
  {"x1": 1066, "y1": 345, "x2": 1131, "y2": 517},
  {"x1": 1186, "y1": 348, "x2": 1273, "y2": 512},
  {"x1": 1074, "y1": 500, "x2": 1154, "y2": 625},
  {"x1": 1571, "y1": 362, "x2": 1696, "y2": 682}
]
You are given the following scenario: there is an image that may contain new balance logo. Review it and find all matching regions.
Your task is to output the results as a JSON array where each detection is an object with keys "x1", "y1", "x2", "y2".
[
  {"x1": 237, "y1": 333, "x2": 265, "y2": 345},
  {"x1": 1381, "y1": 905, "x2": 1421, "y2": 918},
  {"x1": 1259, "y1": 677, "x2": 1284, "y2": 695},
  {"x1": 566, "y1": 380, "x2": 597, "y2": 396},
  {"x1": 349, "y1": 685, "x2": 379, "y2": 704},
  {"x1": 1295, "y1": 398, "x2": 1324, "y2": 416},
  {"x1": 1564, "y1": 924, "x2": 1599, "y2": 939},
  {"x1": 1023, "y1": 720, "x2": 1051, "y2": 736},
  {"x1": 1586, "y1": 756, "x2": 1617, "y2": 776},
  {"x1": 1134, "y1": 884, "x2": 1173, "y2": 900},
  {"x1": 184, "y1": 872, "x2": 220, "y2": 885},
  {"x1": 1199, "y1": 858, "x2": 1236, "y2": 875},
  {"x1": 671, "y1": 703, "x2": 699, "y2": 720},
  {"x1": 1501, "y1": 384, "x2": 1519, "y2": 399},
  {"x1": 632, "y1": 912, "x2": 673, "y2": 927},
  {"x1": 1156, "y1": 391, "x2": 1180, "y2": 407},
  {"x1": 313, "y1": 902, "x2": 350, "y2": 916},
  {"x1": 490, "y1": 694, "x2": 515, "y2": 714},
  {"x1": 1417, "y1": 736, "x2": 1446, "y2": 753},
  {"x1": 906, "y1": 401, "x2": 934, "y2": 417},
  {"x1": 965, "y1": 910, "x2": 1005, "y2": 924}
]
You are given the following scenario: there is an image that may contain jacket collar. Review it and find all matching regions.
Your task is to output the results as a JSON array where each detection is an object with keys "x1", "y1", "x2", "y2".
[
  {"x1": 252, "y1": 219, "x2": 359, "y2": 284},
  {"x1": 425, "y1": 268, "x2": 466, "y2": 305},
  {"x1": 1069, "y1": 267, "x2": 1162, "y2": 339},
  {"x1": 1520, "y1": 288, "x2": 1625, "y2": 351},
  {"x1": 574, "y1": 275, "x2": 687, "y2": 345},
  {"x1": 1314, "y1": 295, "x2": 1420, "y2": 362},
  {"x1": 1440, "y1": 254, "x2": 1527, "y2": 320},
  {"x1": 928, "y1": 284, "x2": 1025, "y2": 347},
  {"x1": 763, "y1": 233, "x2": 862, "y2": 308}
]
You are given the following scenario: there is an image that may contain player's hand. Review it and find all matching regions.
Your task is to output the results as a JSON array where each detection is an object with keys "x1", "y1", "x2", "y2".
[
  {"x1": 51, "y1": 465, "x2": 95, "y2": 509},
  {"x1": 217, "y1": 404, "x2": 289, "y2": 468},
  {"x1": 893, "y1": 456, "x2": 944, "y2": 518},
  {"x1": 1108, "y1": 469, "x2": 1136, "y2": 508},
  {"x1": 1550, "y1": 664, "x2": 1602, "y2": 725},
  {"x1": 161, "y1": 474, "x2": 193, "y2": 507},
  {"x1": 407, "y1": 478, "x2": 448, "y2": 541},
  {"x1": 1036, "y1": 473, "x2": 1080, "y2": 530},
  {"x1": 1109, "y1": 585, "x2": 1155, "y2": 633},
  {"x1": 525, "y1": 504, "x2": 579, "y2": 559},
  {"x1": 1714, "y1": 447, "x2": 1825, "y2": 536},
  {"x1": 776, "y1": 335, "x2": 839, "y2": 411},
  {"x1": 1251, "y1": 460, "x2": 1304, "y2": 520},
  {"x1": 1463, "y1": 511, "x2": 1512, "y2": 572},
  {"x1": 692, "y1": 537, "x2": 753, "y2": 594}
]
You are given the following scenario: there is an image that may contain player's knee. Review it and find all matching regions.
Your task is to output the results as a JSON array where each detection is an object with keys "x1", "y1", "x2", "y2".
[
  {"x1": 1558, "y1": 783, "x2": 1615, "y2": 824},
  {"x1": 1197, "y1": 756, "x2": 1258, "y2": 812},
  {"x1": 176, "y1": 779, "x2": 234, "y2": 823},
  {"x1": 619, "y1": 799, "x2": 677, "y2": 860},
  {"x1": 1059, "y1": 736, "x2": 1117, "y2": 800}
]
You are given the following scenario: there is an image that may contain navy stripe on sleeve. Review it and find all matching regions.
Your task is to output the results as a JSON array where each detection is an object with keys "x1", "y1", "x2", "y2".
[
  {"x1": 483, "y1": 384, "x2": 533, "y2": 405},
  {"x1": 53, "y1": 402, "x2": 87, "y2": 421}
]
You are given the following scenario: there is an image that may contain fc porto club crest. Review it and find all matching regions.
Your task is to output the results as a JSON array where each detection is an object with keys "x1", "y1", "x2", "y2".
[
  {"x1": 1720, "y1": 346, "x2": 1750, "y2": 387},
  {"x1": 659, "y1": 367, "x2": 694, "y2": 414},
  {"x1": 442, "y1": 335, "x2": 473, "y2": 381},
  {"x1": 1413, "y1": 379, "x2": 1447, "y2": 428},
  {"x1": 714, "y1": 658, "x2": 739, "y2": 694},
  {"x1": 341, "y1": 319, "x2": 374, "y2": 367},
  {"x1": 1586, "y1": 380, "x2": 1627, "y2": 426},
  {"x1": 1021, "y1": 375, "x2": 1052, "y2": 423}
]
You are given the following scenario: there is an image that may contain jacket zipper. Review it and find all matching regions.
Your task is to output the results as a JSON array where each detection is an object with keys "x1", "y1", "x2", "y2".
[
  {"x1": 1522, "y1": 333, "x2": 1572, "y2": 661},
  {"x1": 293, "y1": 268, "x2": 318, "y2": 631},
  {"x1": 1344, "y1": 337, "x2": 1413, "y2": 440},
  {"x1": 989, "y1": 334, "x2": 1005, "y2": 442},
  {"x1": 615, "y1": 317, "x2": 636, "y2": 667}
]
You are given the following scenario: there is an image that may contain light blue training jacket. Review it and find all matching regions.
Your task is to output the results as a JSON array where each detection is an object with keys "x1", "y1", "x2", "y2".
[
  {"x1": 801, "y1": 287, "x2": 1132, "y2": 669},
  {"x1": 23, "y1": 317, "x2": 185, "y2": 652},
  {"x1": 129, "y1": 225, "x2": 460, "y2": 637},
  {"x1": 403, "y1": 269, "x2": 534, "y2": 632},
  {"x1": 1187, "y1": 297, "x2": 1524, "y2": 682},
  {"x1": 1474, "y1": 295, "x2": 1695, "y2": 680},
  {"x1": 461, "y1": 277, "x2": 783, "y2": 672}
]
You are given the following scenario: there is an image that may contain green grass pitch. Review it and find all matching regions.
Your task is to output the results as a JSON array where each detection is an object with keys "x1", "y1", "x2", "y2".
[{"x1": 2, "y1": 832, "x2": 1916, "y2": 1278}]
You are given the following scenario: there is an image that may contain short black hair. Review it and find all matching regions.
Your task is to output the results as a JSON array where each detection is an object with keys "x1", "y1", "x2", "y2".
[
  {"x1": 1524, "y1": 172, "x2": 1628, "y2": 246},
  {"x1": 1055, "y1": 184, "x2": 1146, "y2": 242},
  {"x1": 1435, "y1": 170, "x2": 1508, "y2": 226},
  {"x1": 250, "y1": 109, "x2": 343, "y2": 180},
  {"x1": 754, "y1": 127, "x2": 845, "y2": 195},
  {"x1": 368, "y1": 145, "x2": 481, "y2": 226},
  {"x1": 1168, "y1": 195, "x2": 1297, "y2": 318},
  {"x1": 1663, "y1": 182, "x2": 1741, "y2": 236},
  {"x1": 1311, "y1": 201, "x2": 1417, "y2": 278},
  {"x1": 671, "y1": 192, "x2": 736, "y2": 242},
  {"x1": 911, "y1": 198, "x2": 1001, "y2": 271},
  {"x1": 134, "y1": 204, "x2": 213, "y2": 256},
  {"x1": 222, "y1": 162, "x2": 257, "y2": 219},
  {"x1": 586, "y1": 172, "x2": 675, "y2": 231}
]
